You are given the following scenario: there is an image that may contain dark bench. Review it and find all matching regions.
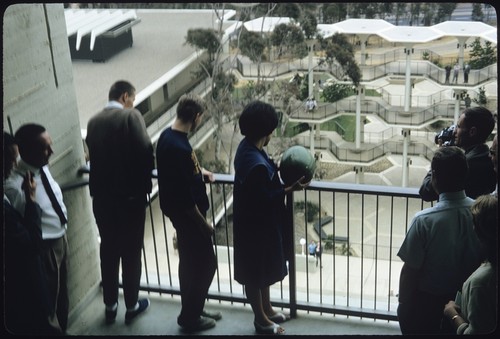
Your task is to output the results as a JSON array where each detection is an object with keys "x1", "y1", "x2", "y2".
[
  {"x1": 312, "y1": 216, "x2": 349, "y2": 243},
  {"x1": 313, "y1": 216, "x2": 333, "y2": 239}
]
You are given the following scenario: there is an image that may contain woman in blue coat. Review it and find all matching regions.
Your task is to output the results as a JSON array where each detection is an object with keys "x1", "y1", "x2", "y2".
[{"x1": 233, "y1": 101, "x2": 309, "y2": 335}]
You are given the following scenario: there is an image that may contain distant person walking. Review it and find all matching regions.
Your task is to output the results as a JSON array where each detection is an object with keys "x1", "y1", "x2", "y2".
[
  {"x1": 452, "y1": 63, "x2": 460, "y2": 84},
  {"x1": 463, "y1": 63, "x2": 471, "y2": 84},
  {"x1": 305, "y1": 98, "x2": 314, "y2": 113},
  {"x1": 308, "y1": 240, "x2": 317, "y2": 257},
  {"x1": 315, "y1": 243, "x2": 322, "y2": 268},
  {"x1": 464, "y1": 94, "x2": 471, "y2": 108},
  {"x1": 444, "y1": 64, "x2": 452, "y2": 84}
]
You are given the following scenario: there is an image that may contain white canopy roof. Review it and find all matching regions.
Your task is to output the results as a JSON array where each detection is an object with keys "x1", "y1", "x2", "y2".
[{"x1": 241, "y1": 16, "x2": 496, "y2": 45}]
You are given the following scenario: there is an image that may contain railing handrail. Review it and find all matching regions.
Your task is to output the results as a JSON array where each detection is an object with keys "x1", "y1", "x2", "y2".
[
  {"x1": 70, "y1": 167, "x2": 420, "y2": 199},
  {"x1": 66, "y1": 167, "x2": 430, "y2": 322}
]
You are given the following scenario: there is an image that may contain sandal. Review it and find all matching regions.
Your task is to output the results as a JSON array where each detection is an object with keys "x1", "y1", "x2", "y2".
[
  {"x1": 268, "y1": 312, "x2": 291, "y2": 323},
  {"x1": 254, "y1": 321, "x2": 285, "y2": 335}
]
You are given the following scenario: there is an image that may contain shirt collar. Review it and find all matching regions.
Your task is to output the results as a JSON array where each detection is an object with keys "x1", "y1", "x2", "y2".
[
  {"x1": 14, "y1": 159, "x2": 44, "y2": 176},
  {"x1": 438, "y1": 190, "x2": 467, "y2": 202},
  {"x1": 105, "y1": 100, "x2": 124, "y2": 109}
]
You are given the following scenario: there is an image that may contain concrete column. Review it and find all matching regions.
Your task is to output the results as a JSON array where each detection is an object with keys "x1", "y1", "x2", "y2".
[
  {"x1": 307, "y1": 40, "x2": 314, "y2": 99},
  {"x1": 453, "y1": 90, "x2": 463, "y2": 125},
  {"x1": 307, "y1": 40, "x2": 315, "y2": 154},
  {"x1": 356, "y1": 85, "x2": 362, "y2": 149},
  {"x1": 402, "y1": 129, "x2": 411, "y2": 187},
  {"x1": 358, "y1": 34, "x2": 368, "y2": 66},
  {"x1": 456, "y1": 37, "x2": 468, "y2": 68},
  {"x1": 404, "y1": 45, "x2": 413, "y2": 112},
  {"x1": 308, "y1": 123, "x2": 315, "y2": 155}
]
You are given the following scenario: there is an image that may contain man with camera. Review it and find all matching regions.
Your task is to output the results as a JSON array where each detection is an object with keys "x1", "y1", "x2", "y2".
[{"x1": 419, "y1": 107, "x2": 496, "y2": 201}]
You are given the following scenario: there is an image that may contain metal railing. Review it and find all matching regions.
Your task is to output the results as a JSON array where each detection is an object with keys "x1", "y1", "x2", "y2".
[{"x1": 70, "y1": 168, "x2": 433, "y2": 323}]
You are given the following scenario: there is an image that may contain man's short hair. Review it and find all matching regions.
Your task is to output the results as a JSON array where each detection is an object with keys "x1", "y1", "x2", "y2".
[
  {"x1": 431, "y1": 146, "x2": 468, "y2": 193},
  {"x1": 108, "y1": 80, "x2": 135, "y2": 101},
  {"x1": 461, "y1": 107, "x2": 495, "y2": 143},
  {"x1": 176, "y1": 94, "x2": 207, "y2": 123},
  {"x1": 14, "y1": 123, "x2": 46, "y2": 156}
]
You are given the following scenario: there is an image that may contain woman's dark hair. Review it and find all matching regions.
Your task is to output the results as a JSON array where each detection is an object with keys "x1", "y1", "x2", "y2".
[{"x1": 239, "y1": 101, "x2": 278, "y2": 141}]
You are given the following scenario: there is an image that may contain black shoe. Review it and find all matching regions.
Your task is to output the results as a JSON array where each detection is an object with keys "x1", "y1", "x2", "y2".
[
  {"x1": 105, "y1": 303, "x2": 118, "y2": 324},
  {"x1": 125, "y1": 298, "x2": 150, "y2": 325},
  {"x1": 201, "y1": 309, "x2": 222, "y2": 321},
  {"x1": 178, "y1": 316, "x2": 216, "y2": 332}
]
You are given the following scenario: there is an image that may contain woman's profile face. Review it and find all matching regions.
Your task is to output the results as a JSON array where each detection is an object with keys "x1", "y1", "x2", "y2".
[{"x1": 263, "y1": 132, "x2": 273, "y2": 147}]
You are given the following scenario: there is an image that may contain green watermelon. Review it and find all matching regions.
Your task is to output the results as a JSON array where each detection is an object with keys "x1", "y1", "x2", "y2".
[{"x1": 279, "y1": 145, "x2": 316, "y2": 185}]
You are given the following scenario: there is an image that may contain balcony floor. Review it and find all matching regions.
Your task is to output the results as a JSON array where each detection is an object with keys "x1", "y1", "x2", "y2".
[{"x1": 67, "y1": 289, "x2": 402, "y2": 336}]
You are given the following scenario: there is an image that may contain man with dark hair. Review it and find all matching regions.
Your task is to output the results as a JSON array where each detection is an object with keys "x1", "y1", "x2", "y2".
[
  {"x1": 419, "y1": 106, "x2": 496, "y2": 201},
  {"x1": 86, "y1": 80, "x2": 154, "y2": 324},
  {"x1": 156, "y1": 93, "x2": 220, "y2": 333},
  {"x1": 3, "y1": 131, "x2": 58, "y2": 335},
  {"x1": 397, "y1": 146, "x2": 483, "y2": 335},
  {"x1": 5, "y1": 124, "x2": 69, "y2": 333}
]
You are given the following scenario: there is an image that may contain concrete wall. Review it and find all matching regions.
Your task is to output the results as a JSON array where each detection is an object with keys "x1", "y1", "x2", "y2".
[{"x1": 2, "y1": 3, "x2": 101, "y2": 324}]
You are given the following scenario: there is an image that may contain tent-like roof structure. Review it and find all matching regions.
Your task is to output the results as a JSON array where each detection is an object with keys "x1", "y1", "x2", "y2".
[
  {"x1": 334, "y1": 19, "x2": 394, "y2": 35},
  {"x1": 243, "y1": 16, "x2": 292, "y2": 33},
  {"x1": 432, "y1": 21, "x2": 497, "y2": 38},
  {"x1": 317, "y1": 23, "x2": 341, "y2": 39},
  {"x1": 378, "y1": 26, "x2": 443, "y2": 44},
  {"x1": 241, "y1": 16, "x2": 497, "y2": 45}
]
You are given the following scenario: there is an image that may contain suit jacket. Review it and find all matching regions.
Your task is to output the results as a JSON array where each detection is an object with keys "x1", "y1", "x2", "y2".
[{"x1": 86, "y1": 106, "x2": 154, "y2": 199}]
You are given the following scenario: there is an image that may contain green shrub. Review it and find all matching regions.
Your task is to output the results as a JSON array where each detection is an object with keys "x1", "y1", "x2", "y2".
[{"x1": 294, "y1": 201, "x2": 319, "y2": 222}]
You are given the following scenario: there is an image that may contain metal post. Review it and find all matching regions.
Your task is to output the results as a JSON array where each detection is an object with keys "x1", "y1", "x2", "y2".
[
  {"x1": 285, "y1": 192, "x2": 297, "y2": 318},
  {"x1": 404, "y1": 45, "x2": 412, "y2": 112},
  {"x1": 402, "y1": 129, "x2": 410, "y2": 187},
  {"x1": 356, "y1": 86, "x2": 362, "y2": 149}
]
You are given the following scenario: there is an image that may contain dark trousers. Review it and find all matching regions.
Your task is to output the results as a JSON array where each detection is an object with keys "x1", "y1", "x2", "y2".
[
  {"x1": 92, "y1": 196, "x2": 146, "y2": 309},
  {"x1": 41, "y1": 234, "x2": 69, "y2": 333},
  {"x1": 171, "y1": 215, "x2": 216, "y2": 325},
  {"x1": 397, "y1": 289, "x2": 453, "y2": 335}
]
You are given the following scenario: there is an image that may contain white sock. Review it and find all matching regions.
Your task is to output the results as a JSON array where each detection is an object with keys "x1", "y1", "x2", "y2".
[
  {"x1": 127, "y1": 302, "x2": 139, "y2": 312},
  {"x1": 106, "y1": 302, "x2": 118, "y2": 311}
]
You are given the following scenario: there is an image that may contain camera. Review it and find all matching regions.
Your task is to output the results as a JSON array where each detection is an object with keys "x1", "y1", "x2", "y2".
[{"x1": 434, "y1": 125, "x2": 456, "y2": 146}]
